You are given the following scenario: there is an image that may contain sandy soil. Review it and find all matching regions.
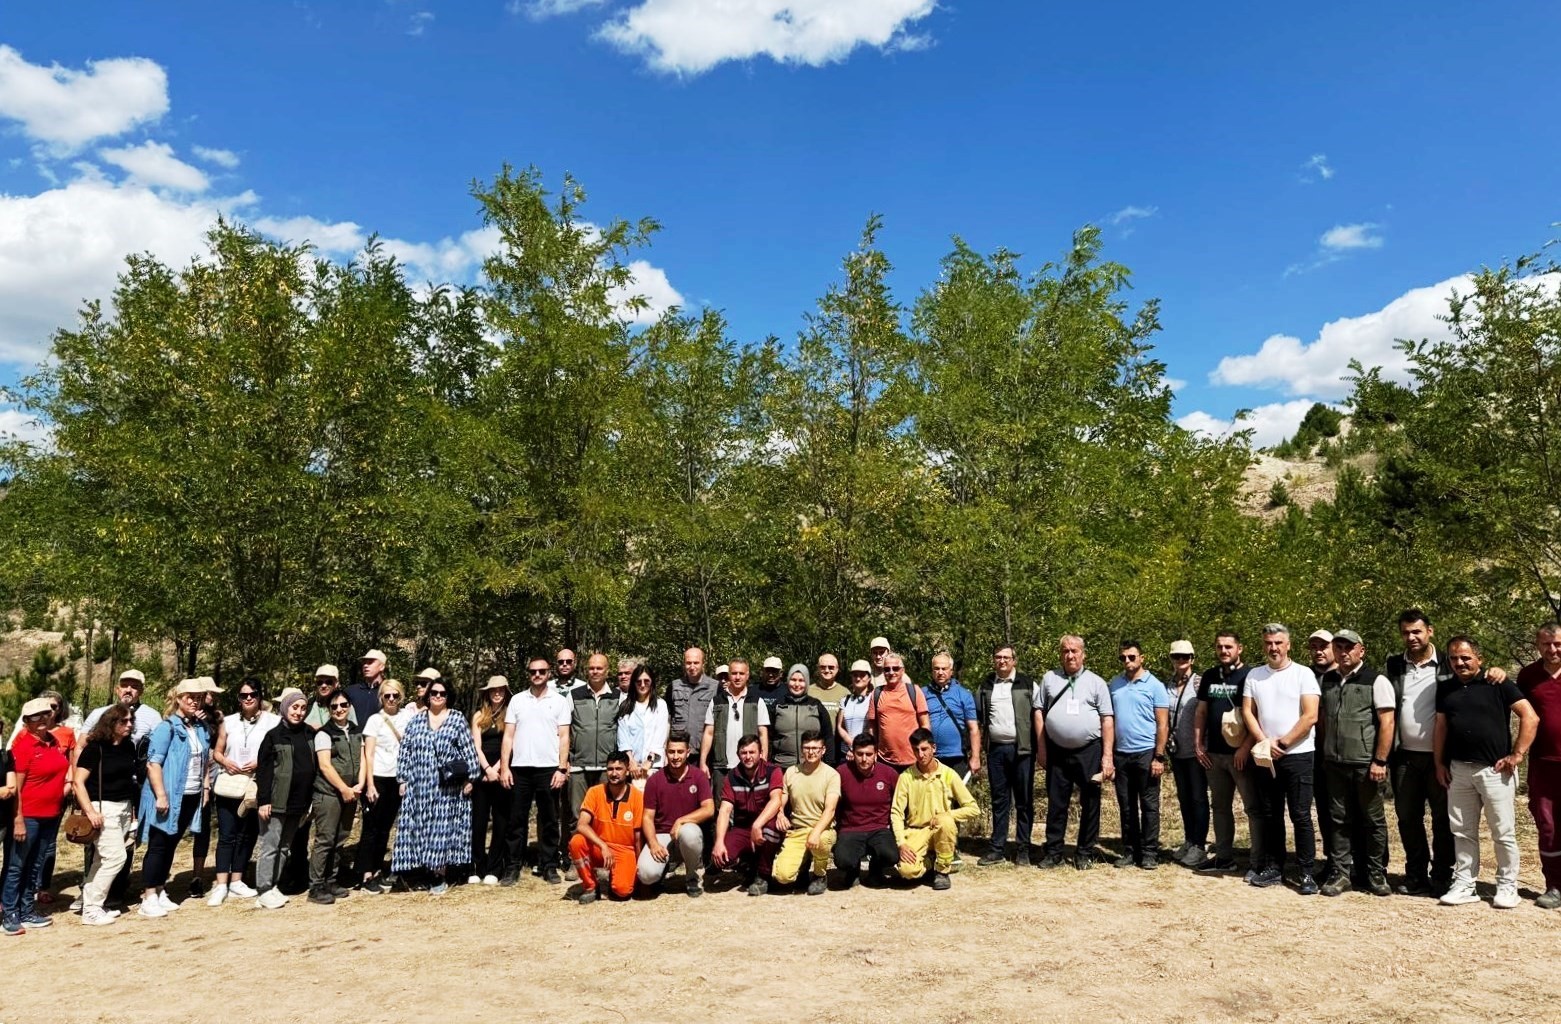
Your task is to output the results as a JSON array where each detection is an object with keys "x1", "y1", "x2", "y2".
[{"x1": 4, "y1": 788, "x2": 1555, "y2": 1024}]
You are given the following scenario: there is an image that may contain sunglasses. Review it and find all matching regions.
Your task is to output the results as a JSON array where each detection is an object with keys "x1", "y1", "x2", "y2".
[
  {"x1": 238, "y1": 691, "x2": 260, "y2": 700},
  {"x1": 382, "y1": 693, "x2": 401, "y2": 701},
  {"x1": 1119, "y1": 655, "x2": 1140, "y2": 663},
  {"x1": 329, "y1": 701, "x2": 351, "y2": 710},
  {"x1": 557, "y1": 659, "x2": 575, "y2": 665},
  {"x1": 883, "y1": 667, "x2": 903, "y2": 674},
  {"x1": 427, "y1": 689, "x2": 449, "y2": 698},
  {"x1": 1170, "y1": 654, "x2": 1193, "y2": 660},
  {"x1": 527, "y1": 669, "x2": 549, "y2": 676}
]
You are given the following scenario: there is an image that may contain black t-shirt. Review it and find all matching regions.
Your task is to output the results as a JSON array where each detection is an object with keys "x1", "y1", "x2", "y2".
[
  {"x1": 79, "y1": 739, "x2": 141, "y2": 803},
  {"x1": 0, "y1": 748, "x2": 15, "y2": 823},
  {"x1": 1196, "y1": 664, "x2": 1250, "y2": 756},
  {"x1": 1436, "y1": 674, "x2": 1524, "y2": 766}
]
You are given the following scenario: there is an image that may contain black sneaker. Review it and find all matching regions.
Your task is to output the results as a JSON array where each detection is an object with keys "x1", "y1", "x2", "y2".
[
  {"x1": 1320, "y1": 874, "x2": 1351, "y2": 897},
  {"x1": 1140, "y1": 855, "x2": 1158, "y2": 871},
  {"x1": 806, "y1": 877, "x2": 827, "y2": 896},
  {"x1": 1367, "y1": 873, "x2": 1393, "y2": 897},
  {"x1": 307, "y1": 888, "x2": 335, "y2": 905},
  {"x1": 1015, "y1": 848, "x2": 1031, "y2": 867},
  {"x1": 542, "y1": 868, "x2": 562, "y2": 885},
  {"x1": 329, "y1": 884, "x2": 352, "y2": 899},
  {"x1": 187, "y1": 877, "x2": 209, "y2": 898},
  {"x1": 498, "y1": 871, "x2": 519, "y2": 887},
  {"x1": 1395, "y1": 877, "x2": 1431, "y2": 896},
  {"x1": 745, "y1": 878, "x2": 768, "y2": 897},
  {"x1": 686, "y1": 878, "x2": 703, "y2": 898},
  {"x1": 977, "y1": 851, "x2": 1005, "y2": 867},
  {"x1": 1074, "y1": 854, "x2": 1093, "y2": 871},
  {"x1": 1297, "y1": 875, "x2": 1319, "y2": 896},
  {"x1": 1197, "y1": 857, "x2": 1237, "y2": 874},
  {"x1": 1039, "y1": 854, "x2": 1066, "y2": 869},
  {"x1": 361, "y1": 877, "x2": 384, "y2": 895},
  {"x1": 1249, "y1": 867, "x2": 1283, "y2": 888},
  {"x1": 930, "y1": 872, "x2": 952, "y2": 891},
  {"x1": 1113, "y1": 854, "x2": 1135, "y2": 869}
]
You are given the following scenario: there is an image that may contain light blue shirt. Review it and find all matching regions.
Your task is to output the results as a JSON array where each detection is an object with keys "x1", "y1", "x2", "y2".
[{"x1": 1108, "y1": 672, "x2": 1170, "y2": 754}]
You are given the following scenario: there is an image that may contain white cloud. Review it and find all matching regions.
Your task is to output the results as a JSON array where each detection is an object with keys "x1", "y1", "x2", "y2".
[
  {"x1": 407, "y1": 10, "x2": 435, "y2": 35},
  {"x1": 0, "y1": 178, "x2": 234, "y2": 367},
  {"x1": 1319, "y1": 222, "x2": 1383, "y2": 252},
  {"x1": 0, "y1": 44, "x2": 169, "y2": 153},
  {"x1": 0, "y1": 406, "x2": 51, "y2": 446},
  {"x1": 598, "y1": 0, "x2": 938, "y2": 75},
  {"x1": 1108, "y1": 205, "x2": 1157, "y2": 226},
  {"x1": 519, "y1": 0, "x2": 608, "y2": 16},
  {"x1": 192, "y1": 145, "x2": 240, "y2": 169},
  {"x1": 1163, "y1": 377, "x2": 1187, "y2": 393},
  {"x1": 253, "y1": 214, "x2": 368, "y2": 254},
  {"x1": 98, "y1": 140, "x2": 210, "y2": 192},
  {"x1": 1178, "y1": 400, "x2": 1318, "y2": 448},
  {"x1": 611, "y1": 259, "x2": 685, "y2": 325},
  {"x1": 1301, "y1": 153, "x2": 1334, "y2": 183},
  {"x1": 1210, "y1": 275, "x2": 1472, "y2": 399}
]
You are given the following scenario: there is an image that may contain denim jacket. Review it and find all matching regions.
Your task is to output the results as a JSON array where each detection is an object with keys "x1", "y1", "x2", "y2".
[{"x1": 138, "y1": 715, "x2": 209, "y2": 840}]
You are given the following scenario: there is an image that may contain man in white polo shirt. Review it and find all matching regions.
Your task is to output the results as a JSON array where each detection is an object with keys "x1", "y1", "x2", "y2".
[
  {"x1": 498, "y1": 657, "x2": 571, "y2": 886},
  {"x1": 1242, "y1": 623, "x2": 1321, "y2": 894}
]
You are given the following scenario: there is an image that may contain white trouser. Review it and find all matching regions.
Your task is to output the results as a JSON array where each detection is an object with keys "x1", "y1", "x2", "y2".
[
  {"x1": 1448, "y1": 760, "x2": 1519, "y2": 888},
  {"x1": 636, "y1": 823, "x2": 704, "y2": 884},
  {"x1": 82, "y1": 800, "x2": 134, "y2": 912}
]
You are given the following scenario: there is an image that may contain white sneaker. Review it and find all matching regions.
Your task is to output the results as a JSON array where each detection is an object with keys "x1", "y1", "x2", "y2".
[
  {"x1": 137, "y1": 899, "x2": 167, "y2": 919},
  {"x1": 81, "y1": 907, "x2": 116, "y2": 926},
  {"x1": 227, "y1": 880, "x2": 258, "y2": 898},
  {"x1": 1493, "y1": 885, "x2": 1520, "y2": 909},
  {"x1": 482, "y1": 874, "x2": 499, "y2": 886},
  {"x1": 69, "y1": 896, "x2": 84, "y2": 912},
  {"x1": 256, "y1": 888, "x2": 288, "y2": 910},
  {"x1": 1440, "y1": 884, "x2": 1481, "y2": 906},
  {"x1": 105, "y1": 909, "x2": 122, "y2": 919},
  {"x1": 467, "y1": 875, "x2": 482, "y2": 885},
  {"x1": 206, "y1": 884, "x2": 228, "y2": 907},
  {"x1": 159, "y1": 891, "x2": 182, "y2": 912}
]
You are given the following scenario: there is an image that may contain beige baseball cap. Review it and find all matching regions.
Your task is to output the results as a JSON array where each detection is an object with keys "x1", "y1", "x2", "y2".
[
  {"x1": 197, "y1": 676, "x2": 222, "y2": 694},
  {"x1": 850, "y1": 659, "x2": 872, "y2": 674},
  {"x1": 1307, "y1": 629, "x2": 1334, "y2": 644},
  {"x1": 714, "y1": 664, "x2": 730, "y2": 677},
  {"x1": 173, "y1": 678, "x2": 206, "y2": 696},
  {"x1": 415, "y1": 667, "x2": 443, "y2": 681},
  {"x1": 1169, "y1": 639, "x2": 1195, "y2": 656},
  {"x1": 869, "y1": 636, "x2": 890, "y2": 651},
  {"x1": 314, "y1": 664, "x2": 340, "y2": 680},
  {"x1": 762, "y1": 656, "x2": 783, "y2": 671},
  {"x1": 20, "y1": 697, "x2": 54, "y2": 718},
  {"x1": 118, "y1": 669, "x2": 146, "y2": 685},
  {"x1": 481, "y1": 674, "x2": 510, "y2": 691},
  {"x1": 362, "y1": 648, "x2": 388, "y2": 663}
]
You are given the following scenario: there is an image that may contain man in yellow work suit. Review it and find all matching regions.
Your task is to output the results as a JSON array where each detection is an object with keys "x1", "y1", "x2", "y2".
[{"x1": 892, "y1": 728, "x2": 980, "y2": 889}]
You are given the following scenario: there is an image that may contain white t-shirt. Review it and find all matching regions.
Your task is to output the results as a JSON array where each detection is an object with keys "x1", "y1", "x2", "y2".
[
  {"x1": 1245, "y1": 661, "x2": 1322, "y2": 755},
  {"x1": 1397, "y1": 651, "x2": 1440, "y2": 752},
  {"x1": 505, "y1": 689, "x2": 571, "y2": 768},
  {"x1": 223, "y1": 712, "x2": 280, "y2": 772},
  {"x1": 703, "y1": 696, "x2": 772, "y2": 768},
  {"x1": 987, "y1": 679, "x2": 1017, "y2": 743},
  {"x1": 362, "y1": 707, "x2": 417, "y2": 777},
  {"x1": 839, "y1": 691, "x2": 870, "y2": 743}
]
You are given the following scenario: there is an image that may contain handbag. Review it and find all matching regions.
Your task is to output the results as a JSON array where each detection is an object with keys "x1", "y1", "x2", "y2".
[
  {"x1": 213, "y1": 771, "x2": 251, "y2": 800},
  {"x1": 64, "y1": 744, "x2": 104, "y2": 845},
  {"x1": 438, "y1": 759, "x2": 470, "y2": 786}
]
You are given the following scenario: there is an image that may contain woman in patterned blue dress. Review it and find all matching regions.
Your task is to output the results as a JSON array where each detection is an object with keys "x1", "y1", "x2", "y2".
[{"x1": 392, "y1": 680, "x2": 479, "y2": 895}]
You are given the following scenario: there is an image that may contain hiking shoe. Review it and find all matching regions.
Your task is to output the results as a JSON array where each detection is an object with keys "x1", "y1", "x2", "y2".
[
  {"x1": 1039, "y1": 854, "x2": 1066, "y2": 869},
  {"x1": 307, "y1": 888, "x2": 335, "y2": 905},
  {"x1": 499, "y1": 871, "x2": 519, "y2": 887},
  {"x1": 930, "y1": 872, "x2": 952, "y2": 891},
  {"x1": 1074, "y1": 853, "x2": 1093, "y2": 871},
  {"x1": 977, "y1": 851, "x2": 1005, "y2": 867},
  {"x1": 2, "y1": 918, "x2": 23, "y2": 936},
  {"x1": 745, "y1": 878, "x2": 769, "y2": 897},
  {"x1": 1493, "y1": 885, "x2": 1520, "y2": 910},
  {"x1": 1296, "y1": 876, "x2": 1319, "y2": 896},
  {"x1": 1439, "y1": 884, "x2": 1480, "y2": 906},
  {"x1": 1140, "y1": 855, "x2": 1158, "y2": 871},
  {"x1": 543, "y1": 868, "x2": 562, "y2": 885},
  {"x1": 1320, "y1": 874, "x2": 1351, "y2": 897},
  {"x1": 329, "y1": 884, "x2": 352, "y2": 899},
  {"x1": 1397, "y1": 877, "x2": 1432, "y2": 897},
  {"x1": 21, "y1": 913, "x2": 52, "y2": 928},
  {"x1": 1015, "y1": 848, "x2": 1031, "y2": 867},
  {"x1": 686, "y1": 878, "x2": 703, "y2": 898},
  {"x1": 806, "y1": 877, "x2": 827, "y2": 896},
  {"x1": 256, "y1": 888, "x2": 288, "y2": 910},
  {"x1": 1367, "y1": 873, "x2": 1393, "y2": 897},
  {"x1": 578, "y1": 889, "x2": 599, "y2": 905},
  {"x1": 206, "y1": 884, "x2": 229, "y2": 907},
  {"x1": 1536, "y1": 888, "x2": 1561, "y2": 910},
  {"x1": 1248, "y1": 868, "x2": 1283, "y2": 888},
  {"x1": 1181, "y1": 846, "x2": 1209, "y2": 868},
  {"x1": 1197, "y1": 856, "x2": 1237, "y2": 874},
  {"x1": 1113, "y1": 854, "x2": 1135, "y2": 869}
]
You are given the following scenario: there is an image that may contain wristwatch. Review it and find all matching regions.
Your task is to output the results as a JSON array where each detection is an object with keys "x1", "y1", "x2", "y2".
[
  {"x1": 1154, "y1": 754, "x2": 1168, "y2": 764},
  {"x1": 1371, "y1": 757, "x2": 1388, "y2": 767}
]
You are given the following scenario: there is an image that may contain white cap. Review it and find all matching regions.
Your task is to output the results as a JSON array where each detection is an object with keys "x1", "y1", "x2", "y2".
[
  {"x1": 173, "y1": 678, "x2": 206, "y2": 696},
  {"x1": 314, "y1": 664, "x2": 340, "y2": 680},
  {"x1": 869, "y1": 636, "x2": 890, "y2": 651},
  {"x1": 118, "y1": 668, "x2": 146, "y2": 685},
  {"x1": 850, "y1": 659, "x2": 872, "y2": 674},
  {"x1": 20, "y1": 697, "x2": 54, "y2": 718},
  {"x1": 362, "y1": 648, "x2": 388, "y2": 663},
  {"x1": 1169, "y1": 640, "x2": 1195, "y2": 656},
  {"x1": 714, "y1": 664, "x2": 730, "y2": 676},
  {"x1": 1307, "y1": 629, "x2": 1334, "y2": 644},
  {"x1": 415, "y1": 667, "x2": 442, "y2": 681},
  {"x1": 481, "y1": 674, "x2": 510, "y2": 691},
  {"x1": 762, "y1": 656, "x2": 783, "y2": 671}
]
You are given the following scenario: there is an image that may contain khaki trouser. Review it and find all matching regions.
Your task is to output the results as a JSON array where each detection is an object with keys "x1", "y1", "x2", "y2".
[
  {"x1": 896, "y1": 813, "x2": 959, "y2": 879},
  {"x1": 82, "y1": 800, "x2": 134, "y2": 913},
  {"x1": 772, "y1": 825, "x2": 836, "y2": 884}
]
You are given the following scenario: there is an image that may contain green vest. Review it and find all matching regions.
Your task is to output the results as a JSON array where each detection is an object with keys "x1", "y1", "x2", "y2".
[
  {"x1": 569, "y1": 685, "x2": 621, "y2": 770},
  {"x1": 314, "y1": 722, "x2": 363, "y2": 796},
  {"x1": 710, "y1": 690, "x2": 761, "y2": 770},
  {"x1": 977, "y1": 673, "x2": 1036, "y2": 756},
  {"x1": 1320, "y1": 663, "x2": 1382, "y2": 766}
]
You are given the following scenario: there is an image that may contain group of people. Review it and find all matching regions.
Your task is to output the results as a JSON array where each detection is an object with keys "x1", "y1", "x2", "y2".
[{"x1": 2, "y1": 612, "x2": 1557, "y2": 934}]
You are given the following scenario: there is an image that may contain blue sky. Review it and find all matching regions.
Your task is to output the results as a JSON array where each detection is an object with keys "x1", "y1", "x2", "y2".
[{"x1": 2, "y1": 0, "x2": 1558, "y2": 445}]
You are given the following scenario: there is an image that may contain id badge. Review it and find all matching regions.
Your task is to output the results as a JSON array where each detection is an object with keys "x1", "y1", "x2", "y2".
[{"x1": 1065, "y1": 695, "x2": 1080, "y2": 715}]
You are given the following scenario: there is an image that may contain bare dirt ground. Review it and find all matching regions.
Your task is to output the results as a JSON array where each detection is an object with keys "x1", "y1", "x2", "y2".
[{"x1": 4, "y1": 788, "x2": 1555, "y2": 1024}]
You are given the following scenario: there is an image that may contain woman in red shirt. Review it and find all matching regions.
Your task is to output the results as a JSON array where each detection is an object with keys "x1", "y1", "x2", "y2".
[{"x1": 3, "y1": 697, "x2": 71, "y2": 936}]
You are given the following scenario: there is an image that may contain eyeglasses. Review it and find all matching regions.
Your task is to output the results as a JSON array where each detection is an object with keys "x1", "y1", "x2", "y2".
[{"x1": 329, "y1": 701, "x2": 351, "y2": 709}]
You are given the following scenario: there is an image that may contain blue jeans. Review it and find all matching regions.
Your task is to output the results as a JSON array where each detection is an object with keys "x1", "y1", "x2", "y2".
[{"x1": 2, "y1": 816, "x2": 61, "y2": 922}]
